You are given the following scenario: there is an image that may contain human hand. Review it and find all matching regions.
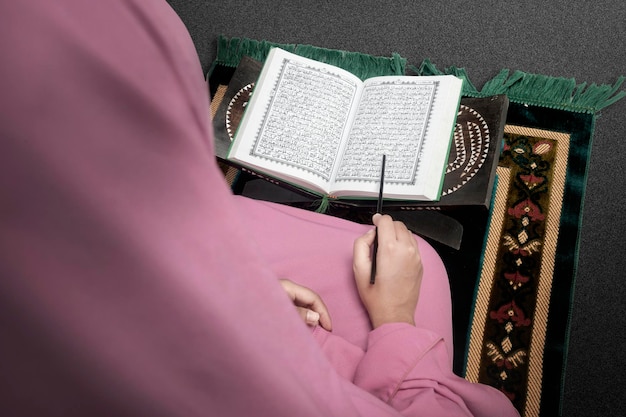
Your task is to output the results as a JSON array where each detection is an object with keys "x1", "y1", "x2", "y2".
[
  {"x1": 279, "y1": 279, "x2": 332, "y2": 331},
  {"x1": 353, "y1": 214, "x2": 423, "y2": 329}
]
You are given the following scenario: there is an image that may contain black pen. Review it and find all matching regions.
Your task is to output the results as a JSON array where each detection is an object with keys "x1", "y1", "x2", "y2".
[{"x1": 370, "y1": 154, "x2": 386, "y2": 285}]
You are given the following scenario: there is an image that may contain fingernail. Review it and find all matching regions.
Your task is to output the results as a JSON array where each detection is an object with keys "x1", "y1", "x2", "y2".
[{"x1": 306, "y1": 310, "x2": 320, "y2": 325}]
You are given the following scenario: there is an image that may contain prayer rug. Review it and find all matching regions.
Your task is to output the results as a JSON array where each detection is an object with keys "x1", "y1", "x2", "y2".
[
  {"x1": 207, "y1": 36, "x2": 625, "y2": 417},
  {"x1": 418, "y1": 62, "x2": 623, "y2": 417}
]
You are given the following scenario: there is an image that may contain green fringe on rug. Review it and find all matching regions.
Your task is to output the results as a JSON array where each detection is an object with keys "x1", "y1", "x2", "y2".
[
  {"x1": 214, "y1": 35, "x2": 406, "y2": 80},
  {"x1": 216, "y1": 35, "x2": 624, "y2": 114},
  {"x1": 416, "y1": 60, "x2": 626, "y2": 114}
]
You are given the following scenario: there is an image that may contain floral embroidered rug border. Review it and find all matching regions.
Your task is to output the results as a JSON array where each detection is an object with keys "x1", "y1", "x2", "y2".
[
  {"x1": 458, "y1": 102, "x2": 601, "y2": 417},
  {"x1": 465, "y1": 123, "x2": 569, "y2": 416}
]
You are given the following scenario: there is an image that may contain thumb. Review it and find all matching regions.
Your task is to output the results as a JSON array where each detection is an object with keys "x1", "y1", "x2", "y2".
[{"x1": 353, "y1": 228, "x2": 376, "y2": 280}]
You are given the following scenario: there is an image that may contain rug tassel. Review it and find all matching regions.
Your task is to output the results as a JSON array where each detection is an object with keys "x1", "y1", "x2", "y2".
[
  {"x1": 413, "y1": 59, "x2": 480, "y2": 97},
  {"x1": 416, "y1": 59, "x2": 625, "y2": 113},
  {"x1": 215, "y1": 35, "x2": 406, "y2": 80},
  {"x1": 314, "y1": 195, "x2": 331, "y2": 214}
]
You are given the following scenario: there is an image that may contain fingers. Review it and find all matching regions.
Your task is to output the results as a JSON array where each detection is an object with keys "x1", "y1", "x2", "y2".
[
  {"x1": 353, "y1": 214, "x2": 423, "y2": 329},
  {"x1": 296, "y1": 307, "x2": 321, "y2": 326},
  {"x1": 353, "y1": 227, "x2": 376, "y2": 281},
  {"x1": 305, "y1": 295, "x2": 332, "y2": 331},
  {"x1": 373, "y1": 214, "x2": 417, "y2": 247},
  {"x1": 279, "y1": 279, "x2": 332, "y2": 331},
  {"x1": 393, "y1": 219, "x2": 418, "y2": 247},
  {"x1": 354, "y1": 214, "x2": 407, "y2": 284},
  {"x1": 353, "y1": 227, "x2": 376, "y2": 257}
]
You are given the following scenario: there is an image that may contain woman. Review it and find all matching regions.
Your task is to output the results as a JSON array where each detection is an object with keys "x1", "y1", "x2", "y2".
[{"x1": 0, "y1": 1, "x2": 518, "y2": 416}]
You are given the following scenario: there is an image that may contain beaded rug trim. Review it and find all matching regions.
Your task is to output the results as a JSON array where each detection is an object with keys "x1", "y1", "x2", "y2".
[
  {"x1": 210, "y1": 84, "x2": 240, "y2": 185},
  {"x1": 465, "y1": 125, "x2": 570, "y2": 417}
]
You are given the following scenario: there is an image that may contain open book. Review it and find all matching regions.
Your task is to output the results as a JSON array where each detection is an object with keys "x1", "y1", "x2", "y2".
[{"x1": 228, "y1": 47, "x2": 463, "y2": 201}]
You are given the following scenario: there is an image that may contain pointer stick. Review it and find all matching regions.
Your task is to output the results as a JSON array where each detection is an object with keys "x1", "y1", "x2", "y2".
[{"x1": 370, "y1": 154, "x2": 386, "y2": 285}]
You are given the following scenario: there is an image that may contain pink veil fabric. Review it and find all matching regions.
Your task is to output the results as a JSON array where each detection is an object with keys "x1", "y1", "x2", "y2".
[{"x1": 0, "y1": 1, "x2": 518, "y2": 416}]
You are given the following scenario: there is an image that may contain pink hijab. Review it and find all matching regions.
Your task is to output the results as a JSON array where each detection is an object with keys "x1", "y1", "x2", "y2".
[{"x1": 0, "y1": 1, "x2": 518, "y2": 416}]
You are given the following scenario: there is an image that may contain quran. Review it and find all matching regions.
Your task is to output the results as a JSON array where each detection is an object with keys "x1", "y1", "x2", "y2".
[{"x1": 228, "y1": 48, "x2": 463, "y2": 201}]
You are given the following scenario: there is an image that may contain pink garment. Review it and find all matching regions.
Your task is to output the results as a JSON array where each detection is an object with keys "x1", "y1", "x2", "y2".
[{"x1": 0, "y1": 1, "x2": 518, "y2": 416}]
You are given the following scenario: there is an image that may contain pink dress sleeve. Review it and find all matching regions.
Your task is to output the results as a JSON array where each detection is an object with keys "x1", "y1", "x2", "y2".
[
  {"x1": 355, "y1": 324, "x2": 519, "y2": 416},
  {"x1": 0, "y1": 1, "x2": 518, "y2": 416},
  {"x1": 236, "y1": 197, "x2": 519, "y2": 416}
]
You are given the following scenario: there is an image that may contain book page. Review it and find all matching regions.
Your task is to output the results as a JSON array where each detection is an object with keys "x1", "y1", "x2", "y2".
[
  {"x1": 333, "y1": 78, "x2": 437, "y2": 188},
  {"x1": 331, "y1": 75, "x2": 462, "y2": 200},
  {"x1": 229, "y1": 48, "x2": 361, "y2": 193}
]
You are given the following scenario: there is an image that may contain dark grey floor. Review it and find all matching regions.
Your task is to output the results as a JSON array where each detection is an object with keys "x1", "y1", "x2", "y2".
[{"x1": 167, "y1": 1, "x2": 626, "y2": 414}]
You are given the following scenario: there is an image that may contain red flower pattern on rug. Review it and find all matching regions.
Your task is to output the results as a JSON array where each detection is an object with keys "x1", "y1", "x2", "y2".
[{"x1": 480, "y1": 133, "x2": 556, "y2": 407}]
